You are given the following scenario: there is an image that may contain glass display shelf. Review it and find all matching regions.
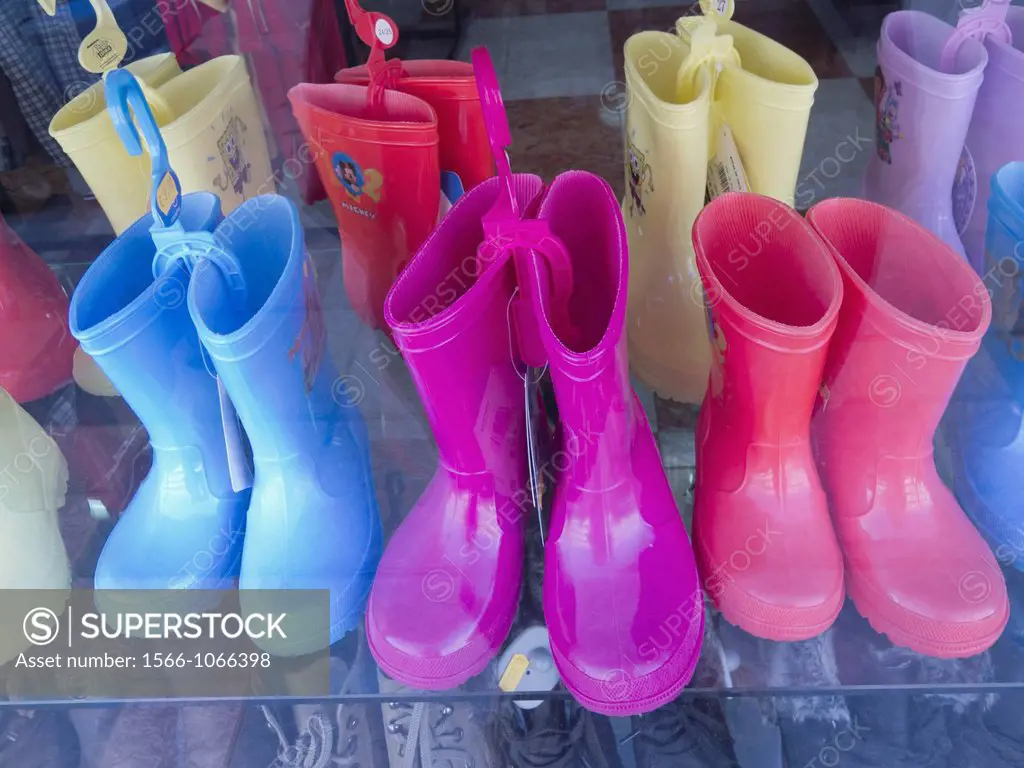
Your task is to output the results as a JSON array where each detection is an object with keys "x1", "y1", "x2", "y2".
[{"x1": 3, "y1": 221, "x2": 1024, "y2": 709}]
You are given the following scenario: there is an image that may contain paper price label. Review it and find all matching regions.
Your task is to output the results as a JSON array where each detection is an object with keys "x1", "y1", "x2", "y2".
[
  {"x1": 498, "y1": 653, "x2": 530, "y2": 692},
  {"x1": 702, "y1": 0, "x2": 735, "y2": 19},
  {"x1": 706, "y1": 122, "x2": 749, "y2": 199}
]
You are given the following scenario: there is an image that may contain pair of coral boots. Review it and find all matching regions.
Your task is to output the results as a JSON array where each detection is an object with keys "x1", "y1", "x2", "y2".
[
  {"x1": 365, "y1": 171, "x2": 703, "y2": 716},
  {"x1": 694, "y1": 193, "x2": 1008, "y2": 658}
]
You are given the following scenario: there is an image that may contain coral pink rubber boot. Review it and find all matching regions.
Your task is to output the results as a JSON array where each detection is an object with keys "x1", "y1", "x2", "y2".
[
  {"x1": 691, "y1": 192, "x2": 846, "y2": 642},
  {"x1": 807, "y1": 198, "x2": 1009, "y2": 658},
  {"x1": 367, "y1": 174, "x2": 544, "y2": 689},
  {"x1": 862, "y1": 11, "x2": 987, "y2": 259},
  {"x1": 527, "y1": 171, "x2": 702, "y2": 716}
]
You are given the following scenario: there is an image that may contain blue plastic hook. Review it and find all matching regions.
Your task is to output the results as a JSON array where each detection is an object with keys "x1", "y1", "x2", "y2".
[
  {"x1": 103, "y1": 67, "x2": 245, "y2": 294},
  {"x1": 104, "y1": 68, "x2": 182, "y2": 233}
]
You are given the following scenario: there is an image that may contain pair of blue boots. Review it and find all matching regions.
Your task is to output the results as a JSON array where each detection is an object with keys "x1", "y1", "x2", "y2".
[
  {"x1": 944, "y1": 162, "x2": 1024, "y2": 578},
  {"x1": 68, "y1": 190, "x2": 382, "y2": 654}
]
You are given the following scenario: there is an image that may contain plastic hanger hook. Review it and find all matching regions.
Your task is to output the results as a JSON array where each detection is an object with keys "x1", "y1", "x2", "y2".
[
  {"x1": 940, "y1": 0, "x2": 1012, "y2": 72},
  {"x1": 104, "y1": 68, "x2": 181, "y2": 232}
]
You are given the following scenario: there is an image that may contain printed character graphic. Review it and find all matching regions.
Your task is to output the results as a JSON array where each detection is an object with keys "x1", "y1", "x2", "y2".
[
  {"x1": 873, "y1": 66, "x2": 902, "y2": 165},
  {"x1": 331, "y1": 150, "x2": 385, "y2": 202},
  {"x1": 213, "y1": 115, "x2": 252, "y2": 198},
  {"x1": 331, "y1": 152, "x2": 383, "y2": 204},
  {"x1": 339, "y1": 160, "x2": 362, "y2": 195},
  {"x1": 627, "y1": 142, "x2": 654, "y2": 217}
]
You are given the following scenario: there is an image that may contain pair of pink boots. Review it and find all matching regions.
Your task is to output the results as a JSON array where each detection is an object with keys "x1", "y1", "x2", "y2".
[
  {"x1": 366, "y1": 171, "x2": 702, "y2": 715},
  {"x1": 694, "y1": 193, "x2": 1008, "y2": 658}
]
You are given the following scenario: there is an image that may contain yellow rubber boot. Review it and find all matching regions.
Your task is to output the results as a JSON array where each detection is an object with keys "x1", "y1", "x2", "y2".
[
  {"x1": 622, "y1": 31, "x2": 716, "y2": 404},
  {"x1": 677, "y1": 14, "x2": 817, "y2": 205},
  {"x1": 159, "y1": 56, "x2": 274, "y2": 216},
  {"x1": 49, "y1": 53, "x2": 181, "y2": 235},
  {"x1": 0, "y1": 388, "x2": 70, "y2": 666},
  {"x1": 50, "y1": 56, "x2": 272, "y2": 234}
]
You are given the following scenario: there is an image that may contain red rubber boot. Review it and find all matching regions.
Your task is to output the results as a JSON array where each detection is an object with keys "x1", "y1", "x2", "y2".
[
  {"x1": 335, "y1": 61, "x2": 493, "y2": 193},
  {"x1": 0, "y1": 213, "x2": 76, "y2": 402},
  {"x1": 691, "y1": 192, "x2": 845, "y2": 641},
  {"x1": 288, "y1": 83, "x2": 440, "y2": 330},
  {"x1": 807, "y1": 198, "x2": 1009, "y2": 658}
]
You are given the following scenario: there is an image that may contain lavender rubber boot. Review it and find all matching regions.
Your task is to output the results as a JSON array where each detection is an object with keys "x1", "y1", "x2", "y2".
[
  {"x1": 863, "y1": 11, "x2": 987, "y2": 258},
  {"x1": 962, "y1": 8, "x2": 1024, "y2": 274}
]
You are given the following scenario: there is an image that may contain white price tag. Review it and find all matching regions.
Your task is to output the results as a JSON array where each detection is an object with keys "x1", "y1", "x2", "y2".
[
  {"x1": 706, "y1": 121, "x2": 749, "y2": 199},
  {"x1": 374, "y1": 18, "x2": 395, "y2": 46}
]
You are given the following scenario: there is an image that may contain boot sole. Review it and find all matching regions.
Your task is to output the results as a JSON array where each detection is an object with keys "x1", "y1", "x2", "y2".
[
  {"x1": 548, "y1": 608, "x2": 704, "y2": 716},
  {"x1": 366, "y1": 594, "x2": 516, "y2": 691},
  {"x1": 696, "y1": 541, "x2": 844, "y2": 641},
  {"x1": 848, "y1": 579, "x2": 1009, "y2": 659}
]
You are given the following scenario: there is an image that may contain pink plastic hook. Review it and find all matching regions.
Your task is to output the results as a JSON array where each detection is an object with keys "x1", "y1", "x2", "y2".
[
  {"x1": 343, "y1": 0, "x2": 401, "y2": 108},
  {"x1": 470, "y1": 46, "x2": 579, "y2": 360},
  {"x1": 472, "y1": 47, "x2": 519, "y2": 226},
  {"x1": 940, "y1": 0, "x2": 1012, "y2": 72}
]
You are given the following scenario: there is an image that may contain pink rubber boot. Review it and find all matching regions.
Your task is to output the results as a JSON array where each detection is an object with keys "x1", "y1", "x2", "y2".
[
  {"x1": 367, "y1": 174, "x2": 544, "y2": 689},
  {"x1": 691, "y1": 192, "x2": 846, "y2": 642},
  {"x1": 808, "y1": 198, "x2": 1009, "y2": 658},
  {"x1": 862, "y1": 11, "x2": 987, "y2": 258},
  {"x1": 526, "y1": 171, "x2": 702, "y2": 715}
]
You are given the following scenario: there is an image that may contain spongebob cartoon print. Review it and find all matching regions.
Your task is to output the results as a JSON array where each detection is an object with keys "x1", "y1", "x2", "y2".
[
  {"x1": 213, "y1": 115, "x2": 252, "y2": 198},
  {"x1": 627, "y1": 141, "x2": 654, "y2": 217},
  {"x1": 873, "y1": 66, "x2": 902, "y2": 165}
]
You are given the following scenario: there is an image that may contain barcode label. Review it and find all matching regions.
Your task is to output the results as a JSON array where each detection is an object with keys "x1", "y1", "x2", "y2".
[{"x1": 706, "y1": 121, "x2": 749, "y2": 199}]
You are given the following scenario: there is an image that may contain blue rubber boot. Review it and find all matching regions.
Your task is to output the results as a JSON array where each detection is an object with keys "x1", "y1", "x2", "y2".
[
  {"x1": 943, "y1": 162, "x2": 1024, "y2": 572},
  {"x1": 68, "y1": 193, "x2": 250, "y2": 603},
  {"x1": 187, "y1": 195, "x2": 382, "y2": 654}
]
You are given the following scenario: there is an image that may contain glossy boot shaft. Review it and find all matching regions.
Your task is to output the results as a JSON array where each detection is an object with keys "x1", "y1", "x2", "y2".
[
  {"x1": 189, "y1": 195, "x2": 382, "y2": 654},
  {"x1": 288, "y1": 83, "x2": 440, "y2": 330},
  {"x1": 621, "y1": 31, "x2": 712, "y2": 404},
  {"x1": 68, "y1": 193, "x2": 248, "y2": 599},
  {"x1": 944, "y1": 162, "x2": 1024, "y2": 571},
  {"x1": 532, "y1": 171, "x2": 702, "y2": 715},
  {"x1": 692, "y1": 192, "x2": 845, "y2": 641},
  {"x1": 808, "y1": 198, "x2": 1008, "y2": 658},
  {"x1": 863, "y1": 11, "x2": 987, "y2": 258},
  {"x1": 366, "y1": 175, "x2": 543, "y2": 689},
  {"x1": 335, "y1": 60, "x2": 494, "y2": 191},
  {"x1": 0, "y1": 212, "x2": 76, "y2": 402},
  {"x1": 961, "y1": 9, "x2": 1024, "y2": 274}
]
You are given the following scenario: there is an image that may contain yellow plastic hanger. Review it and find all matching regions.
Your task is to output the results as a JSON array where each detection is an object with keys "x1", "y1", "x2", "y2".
[{"x1": 78, "y1": 0, "x2": 129, "y2": 74}]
